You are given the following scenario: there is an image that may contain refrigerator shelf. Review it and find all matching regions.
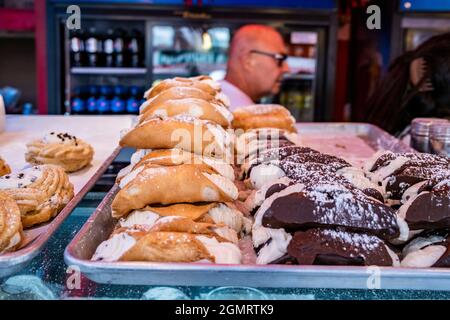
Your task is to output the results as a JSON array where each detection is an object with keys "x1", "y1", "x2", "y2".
[{"x1": 71, "y1": 67, "x2": 147, "y2": 75}]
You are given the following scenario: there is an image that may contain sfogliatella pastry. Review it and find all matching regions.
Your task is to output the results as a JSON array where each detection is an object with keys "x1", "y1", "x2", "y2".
[
  {"x1": 112, "y1": 163, "x2": 238, "y2": 218},
  {"x1": 0, "y1": 165, "x2": 74, "y2": 228},
  {"x1": 26, "y1": 132, "x2": 94, "y2": 172},
  {"x1": 120, "y1": 115, "x2": 233, "y2": 160},
  {"x1": 0, "y1": 156, "x2": 11, "y2": 176},
  {"x1": 139, "y1": 98, "x2": 233, "y2": 128},
  {"x1": 140, "y1": 86, "x2": 223, "y2": 114},
  {"x1": 0, "y1": 192, "x2": 23, "y2": 254},
  {"x1": 232, "y1": 104, "x2": 297, "y2": 133}
]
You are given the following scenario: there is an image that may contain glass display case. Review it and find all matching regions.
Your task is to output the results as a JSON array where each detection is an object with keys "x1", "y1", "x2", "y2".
[{"x1": 2, "y1": 152, "x2": 450, "y2": 300}]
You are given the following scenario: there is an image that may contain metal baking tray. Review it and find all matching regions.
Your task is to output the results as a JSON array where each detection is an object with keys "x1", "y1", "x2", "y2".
[
  {"x1": 64, "y1": 123, "x2": 450, "y2": 290},
  {"x1": 0, "y1": 147, "x2": 121, "y2": 279}
]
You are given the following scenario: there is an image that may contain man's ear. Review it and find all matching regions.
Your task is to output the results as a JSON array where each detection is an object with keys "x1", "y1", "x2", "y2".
[{"x1": 242, "y1": 53, "x2": 254, "y2": 71}]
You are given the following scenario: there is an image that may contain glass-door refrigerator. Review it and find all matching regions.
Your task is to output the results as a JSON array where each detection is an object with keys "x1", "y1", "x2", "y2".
[{"x1": 46, "y1": 0, "x2": 337, "y2": 121}]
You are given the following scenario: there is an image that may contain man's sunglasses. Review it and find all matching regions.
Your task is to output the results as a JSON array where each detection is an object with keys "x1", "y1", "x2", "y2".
[{"x1": 249, "y1": 49, "x2": 288, "y2": 67}]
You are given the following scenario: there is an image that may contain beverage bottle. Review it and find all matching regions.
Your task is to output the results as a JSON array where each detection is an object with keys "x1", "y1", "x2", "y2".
[
  {"x1": 86, "y1": 27, "x2": 100, "y2": 67},
  {"x1": 97, "y1": 85, "x2": 112, "y2": 114},
  {"x1": 126, "y1": 96, "x2": 139, "y2": 114},
  {"x1": 111, "y1": 85, "x2": 126, "y2": 114},
  {"x1": 96, "y1": 96, "x2": 110, "y2": 114},
  {"x1": 113, "y1": 28, "x2": 125, "y2": 68},
  {"x1": 71, "y1": 97, "x2": 85, "y2": 114},
  {"x1": 127, "y1": 29, "x2": 141, "y2": 68},
  {"x1": 104, "y1": 29, "x2": 115, "y2": 68},
  {"x1": 70, "y1": 30, "x2": 85, "y2": 67},
  {"x1": 86, "y1": 85, "x2": 98, "y2": 114}
]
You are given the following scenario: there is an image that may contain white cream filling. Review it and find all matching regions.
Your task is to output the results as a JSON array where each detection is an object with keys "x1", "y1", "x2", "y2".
[
  {"x1": 196, "y1": 235, "x2": 241, "y2": 264},
  {"x1": 203, "y1": 173, "x2": 238, "y2": 200},
  {"x1": 255, "y1": 228, "x2": 292, "y2": 265},
  {"x1": 249, "y1": 163, "x2": 286, "y2": 190},
  {"x1": 401, "y1": 181, "x2": 428, "y2": 204},
  {"x1": 213, "y1": 226, "x2": 239, "y2": 244},
  {"x1": 119, "y1": 209, "x2": 161, "y2": 228},
  {"x1": 394, "y1": 216, "x2": 411, "y2": 243},
  {"x1": 213, "y1": 103, "x2": 233, "y2": 124},
  {"x1": 370, "y1": 156, "x2": 410, "y2": 186},
  {"x1": 245, "y1": 177, "x2": 293, "y2": 212},
  {"x1": 402, "y1": 235, "x2": 447, "y2": 257},
  {"x1": 385, "y1": 245, "x2": 401, "y2": 267},
  {"x1": 215, "y1": 92, "x2": 230, "y2": 107},
  {"x1": 363, "y1": 150, "x2": 391, "y2": 172},
  {"x1": 118, "y1": 166, "x2": 144, "y2": 189},
  {"x1": 208, "y1": 203, "x2": 245, "y2": 233},
  {"x1": 206, "y1": 123, "x2": 232, "y2": 155},
  {"x1": 92, "y1": 232, "x2": 137, "y2": 262},
  {"x1": 337, "y1": 167, "x2": 384, "y2": 195},
  {"x1": 130, "y1": 149, "x2": 153, "y2": 166},
  {"x1": 201, "y1": 157, "x2": 234, "y2": 181},
  {"x1": 0, "y1": 167, "x2": 43, "y2": 189},
  {"x1": 401, "y1": 245, "x2": 446, "y2": 268}
]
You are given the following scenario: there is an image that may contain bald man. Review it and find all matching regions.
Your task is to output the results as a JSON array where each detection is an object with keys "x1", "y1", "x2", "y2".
[{"x1": 220, "y1": 25, "x2": 290, "y2": 110}]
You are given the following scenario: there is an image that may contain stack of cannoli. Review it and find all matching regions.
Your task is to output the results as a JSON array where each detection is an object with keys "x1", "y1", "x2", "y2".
[{"x1": 93, "y1": 76, "x2": 251, "y2": 264}]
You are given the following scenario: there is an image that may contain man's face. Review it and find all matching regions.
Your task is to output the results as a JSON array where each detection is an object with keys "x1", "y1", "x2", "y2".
[{"x1": 248, "y1": 34, "x2": 290, "y2": 98}]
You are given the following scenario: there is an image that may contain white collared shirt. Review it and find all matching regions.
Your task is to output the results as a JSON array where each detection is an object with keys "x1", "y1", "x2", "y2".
[{"x1": 219, "y1": 80, "x2": 254, "y2": 111}]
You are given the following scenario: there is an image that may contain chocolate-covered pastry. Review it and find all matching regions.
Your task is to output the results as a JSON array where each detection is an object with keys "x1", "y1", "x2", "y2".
[
  {"x1": 366, "y1": 151, "x2": 449, "y2": 173},
  {"x1": 255, "y1": 183, "x2": 400, "y2": 240},
  {"x1": 246, "y1": 148, "x2": 347, "y2": 178},
  {"x1": 366, "y1": 151, "x2": 450, "y2": 199},
  {"x1": 401, "y1": 230, "x2": 450, "y2": 268},
  {"x1": 398, "y1": 179, "x2": 450, "y2": 231},
  {"x1": 287, "y1": 228, "x2": 399, "y2": 266}
]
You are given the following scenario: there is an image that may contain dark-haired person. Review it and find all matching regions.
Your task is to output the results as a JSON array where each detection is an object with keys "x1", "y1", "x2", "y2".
[
  {"x1": 220, "y1": 25, "x2": 290, "y2": 111},
  {"x1": 363, "y1": 32, "x2": 450, "y2": 136}
]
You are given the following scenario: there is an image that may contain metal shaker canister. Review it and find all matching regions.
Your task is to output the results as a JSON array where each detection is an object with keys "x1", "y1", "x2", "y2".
[
  {"x1": 430, "y1": 121, "x2": 450, "y2": 157},
  {"x1": 410, "y1": 118, "x2": 449, "y2": 153}
]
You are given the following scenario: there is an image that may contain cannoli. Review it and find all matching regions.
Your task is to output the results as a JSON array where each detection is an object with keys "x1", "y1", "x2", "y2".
[
  {"x1": 112, "y1": 164, "x2": 238, "y2": 218},
  {"x1": 139, "y1": 98, "x2": 233, "y2": 128},
  {"x1": 120, "y1": 115, "x2": 233, "y2": 160}
]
